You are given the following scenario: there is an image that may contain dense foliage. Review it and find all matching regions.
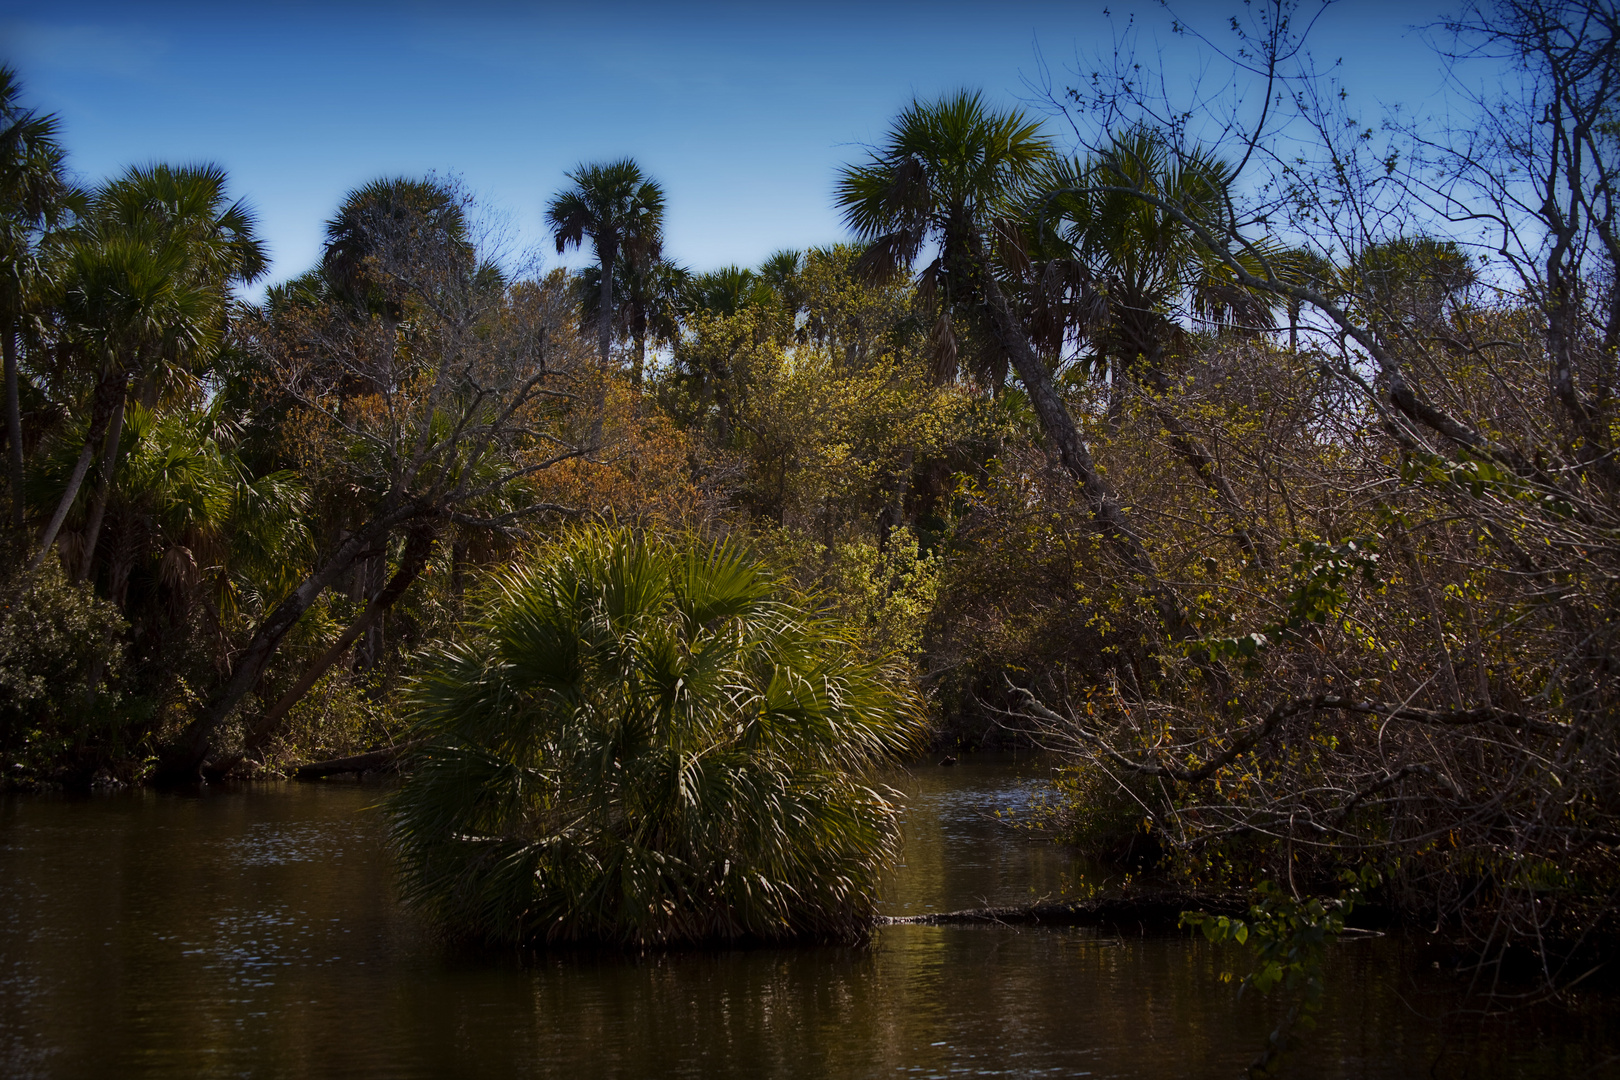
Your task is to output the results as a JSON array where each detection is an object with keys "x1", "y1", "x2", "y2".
[
  {"x1": 1, "y1": 0, "x2": 1617, "y2": 976},
  {"x1": 386, "y1": 527, "x2": 923, "y2": 945}
]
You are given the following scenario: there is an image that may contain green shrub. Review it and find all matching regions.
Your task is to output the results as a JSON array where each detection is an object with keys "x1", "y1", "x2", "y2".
[
  {"x1": 386, "y1": 526, "x2": 926, "y2": 947},
  {"x1": 0, "y1": 558, "x2": 127, "y2": 776}
]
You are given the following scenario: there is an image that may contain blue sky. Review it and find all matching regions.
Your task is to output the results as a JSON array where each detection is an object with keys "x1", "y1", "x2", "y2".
[{"x1": 1, "y1": 1, "x2": 1463, "y2": 292}]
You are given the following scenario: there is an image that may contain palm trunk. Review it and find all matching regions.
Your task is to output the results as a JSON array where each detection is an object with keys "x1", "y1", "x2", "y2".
[
  {"x1": 245, "y1": 524, "x2": 436, "y2": 756},
  {"x1": 5, "y1": 323, "x2": 24, "y2": 530},
  {"x1": 77, "y1": 394, "x2": 126, "y2": 581},
  {"x1": 598, "y1": 253, "x2": 615, "y2": 367},
  {"x1": 967, "y1": 234, "x2": 1192, "y2": 644},
  {"x1": 31, "y1": 371, "x2": 126, "y2": 571}
]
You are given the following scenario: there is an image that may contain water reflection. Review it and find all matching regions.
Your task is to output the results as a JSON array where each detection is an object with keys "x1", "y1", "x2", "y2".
[{"x1": 1, "y1": 757, "x2": 1615, "y2": 1079}]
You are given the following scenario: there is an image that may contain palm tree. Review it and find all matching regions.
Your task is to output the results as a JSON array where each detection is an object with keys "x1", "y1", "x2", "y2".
[
  {"x1": 838, "y1": 93, "x2": 1182, "y2": 631},
  {"x1": 1022, "y1": 130, "x2": 1283, "y2": 566},
  {"x1": 386, "y1": 526, "x2": 924, "y2": 947},
  {"x1": 1345, "y1": 235, "x2": 1476, "y2": 350},
  {"x1": 0, "y1": 66, "x2": 72, "y2": 530},
  {"x1": 35, "y1": 164, "x2": 267, "y2": 577},
  {"x1": 686, "y1": 264, "x2": 774, "y2": 318},
  {"x1": 838, "y1": 90, "x2": 1052, "y2": 386},
  {"x1": 546, "y1": 159, "x2": 665, "y2": 368},
  {"x1": 1024, "y1": 130, "x2": 1279, "y2": 383},
  {"x1": 321, "y1": 177, "x2": 474, "y2": 391}
]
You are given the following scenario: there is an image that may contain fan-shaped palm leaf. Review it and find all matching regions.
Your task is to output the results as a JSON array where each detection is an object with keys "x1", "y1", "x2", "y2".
[{"x1": 387, "y1": 526, "x2": 925, "y2": 948}]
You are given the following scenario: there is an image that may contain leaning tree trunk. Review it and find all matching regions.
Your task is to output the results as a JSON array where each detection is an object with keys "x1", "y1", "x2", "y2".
[
  {"x1": 243, "y1": 524, "x2": 437, "y2": 757},
  {"x1": 31, "y1": 371, "x2": 127, "y2": 571},
  {"x1": 5, "y1": 322, "x2": 24, "y2": 530},
  {"x1": 77, "y1": 394, "x2": 126, "y2": 581},
  {"x1": 967, "y1": 235, "x2": 1192, "y2": 643},
  {"x1": 153, "y1": 515, "x2": 403, "y2": 784}
]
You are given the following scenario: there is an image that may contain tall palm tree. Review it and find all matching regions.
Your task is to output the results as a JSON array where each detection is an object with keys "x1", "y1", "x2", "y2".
[
  {"x1": 838, "y1": 93, "x2": 1182, "y2": 632},
  {"x1": 837, "y1": 90, "x2": 1051, "y2": 386},
  {"x1": 1021, "y1": 130, "x2": 1283, "y2": 566},
  {"x1": 0, "y1": 66, "x2": 72, "y2": 530},
  {"x1": 33, "y1": 164, "x2": 266, "y2": 574},
  {"x1": 546, "y1": 159, "x2": 665, "y2": 367}
]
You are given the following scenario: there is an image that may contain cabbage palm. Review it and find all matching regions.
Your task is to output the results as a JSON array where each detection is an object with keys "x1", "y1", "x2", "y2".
[
  {"x1": 1025, "y1": 130, "x2": 1279, "y2": 381},
  {"x1": 33, "y1": 164, "x2": 266, "y2": 574},
  {"x1": 838, "y1": 94, "x2": 1180, "y2": 627},
  {"x1": 0, "y1": 66, "x2": 72, "y2": 530},
  {"x1": 1023, "y1": 131, "x2": 1284, "y2": 566},
  {"x1": 546, "y1": 160, "x2": 665, "y2": 367},
  {"x1": 837, "y1": 90, "x2": 1052, "y2": 385},
  {"x1": 387, "y1": 526, "x2": 924, "y2": 947},
  {"x1": 321, "y1": 177, "x2": 474, "y2": 390}
]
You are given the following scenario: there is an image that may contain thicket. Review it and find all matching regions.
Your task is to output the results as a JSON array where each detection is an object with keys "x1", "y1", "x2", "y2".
[{"x1": 0, "y1": 0, "x2": 1616, "y2": 976}]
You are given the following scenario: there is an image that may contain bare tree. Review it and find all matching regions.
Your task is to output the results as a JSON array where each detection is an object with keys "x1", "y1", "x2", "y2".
[{"x1": 156, "y1": 179, "x2": 596, "y2": 782}]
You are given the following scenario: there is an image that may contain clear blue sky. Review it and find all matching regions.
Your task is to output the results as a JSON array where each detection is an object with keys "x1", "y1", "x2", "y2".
[{"x1": 1, "y1": 1, "x2": 1461, "y2": 292}]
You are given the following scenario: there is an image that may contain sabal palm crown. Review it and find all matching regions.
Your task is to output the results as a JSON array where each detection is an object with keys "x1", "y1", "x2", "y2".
[
  {"x1": 1024, "y1": 130, "x2": 1279, "y2": 377},
  {"x1": 61, "y1": 163, "x2": 267, "y2": 388},
  {"x1": 0, "y1": 65, "x2": 72, "y2": 308},
  {"x1": 387, "y1": 526, "x2": 924, "y2": 947},
  {"x1": 545, "y1": 159, "x2": 665, "y2": 366},
  {"x1": 837, "y1": 90, "x2": 1053, "y2": 383}
]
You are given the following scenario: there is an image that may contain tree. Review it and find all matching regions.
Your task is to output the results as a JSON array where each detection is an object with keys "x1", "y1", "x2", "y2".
[
  {"x1": 0, "y1": 66, "x2": 72, "y2": 532},
  {"x1": 1022, "y1": 129, "x2": 1284, "y2": 566},
  {"x1": 386, "y1": 526, "x2": 924, "y2": 947},
  {"x1": 1000, "y1": 0, "x2": 1620, "y2": 981},
  {"x1": 838, "y1": 92, "x2": 1191, "y2": 640},
  {"x1": 34, "y1": 164, "x2": 266, "y2": 576},
  {"x1": 155, "y1": 177, "x2": 596, "y2": 782},
  {"x1": 838, "y1": 90, "x2": 1053, "y2": 387},
  {"x1": 545, "y1": 160, "x2": 665, "y2": 368}
]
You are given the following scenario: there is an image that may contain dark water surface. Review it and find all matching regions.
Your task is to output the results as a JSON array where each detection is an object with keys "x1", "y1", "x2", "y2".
[{"x1": 2, "y1": 754, "x2": 1615, "y2": 1079}]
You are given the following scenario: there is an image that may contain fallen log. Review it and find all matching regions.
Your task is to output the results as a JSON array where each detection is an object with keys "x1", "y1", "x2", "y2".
[
  {"x1": 880, "y1": 894, "x2": 1246, "y2": 932},
  {"x1": 294, "y1": 745, "x2": 407, "y2": 780}
]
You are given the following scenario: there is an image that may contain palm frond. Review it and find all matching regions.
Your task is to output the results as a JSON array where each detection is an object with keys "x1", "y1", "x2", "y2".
[{"x1": 387, "y1": 525, "x2": 925, "y2": 948}]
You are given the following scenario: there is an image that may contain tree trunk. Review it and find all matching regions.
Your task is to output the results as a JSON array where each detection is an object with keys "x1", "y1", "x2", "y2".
[
  {"x1": 77, "y1": 394, "x2": 126, "y2": 581},
  {"x1": 5, "y1": 323, "x2": 24, "y2": 530},
  {"x1": 153, "y1": 515, "x2": 404, "y2": 784},
  {"x1": 354, "y1": 550, "x2": 385, "y2": 671},
  {"x1": 599, "y1": 252, "x2": 615, "y2": 368},
  {"x1": 244, "y1": 524, "x2": 436, "y2": 756},
  {"x1": 31, "y1": 371, "x2": 126, "y2": 571},
  {"x1": 968, "y1": 236, "x2": 1192, "y2": 642}
]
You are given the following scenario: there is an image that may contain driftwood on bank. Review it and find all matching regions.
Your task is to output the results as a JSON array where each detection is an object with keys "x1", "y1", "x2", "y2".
[
  {"x1": 880, "y1": 894, "x2": 1246, "y2": 932},
  {"x1": 294, "y1": 744, "x2": 409, "y2": 780}
]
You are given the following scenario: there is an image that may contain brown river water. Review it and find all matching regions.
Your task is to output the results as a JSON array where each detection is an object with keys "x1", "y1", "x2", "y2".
[{"x1": 2, "y1": 754, "x2": 1616, "y2": 1078}]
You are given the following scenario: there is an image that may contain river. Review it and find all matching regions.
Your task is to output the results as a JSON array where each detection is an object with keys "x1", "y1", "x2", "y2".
[{"x1": 1, "y1": 754, "x2": 1614, "y2": 1078}]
